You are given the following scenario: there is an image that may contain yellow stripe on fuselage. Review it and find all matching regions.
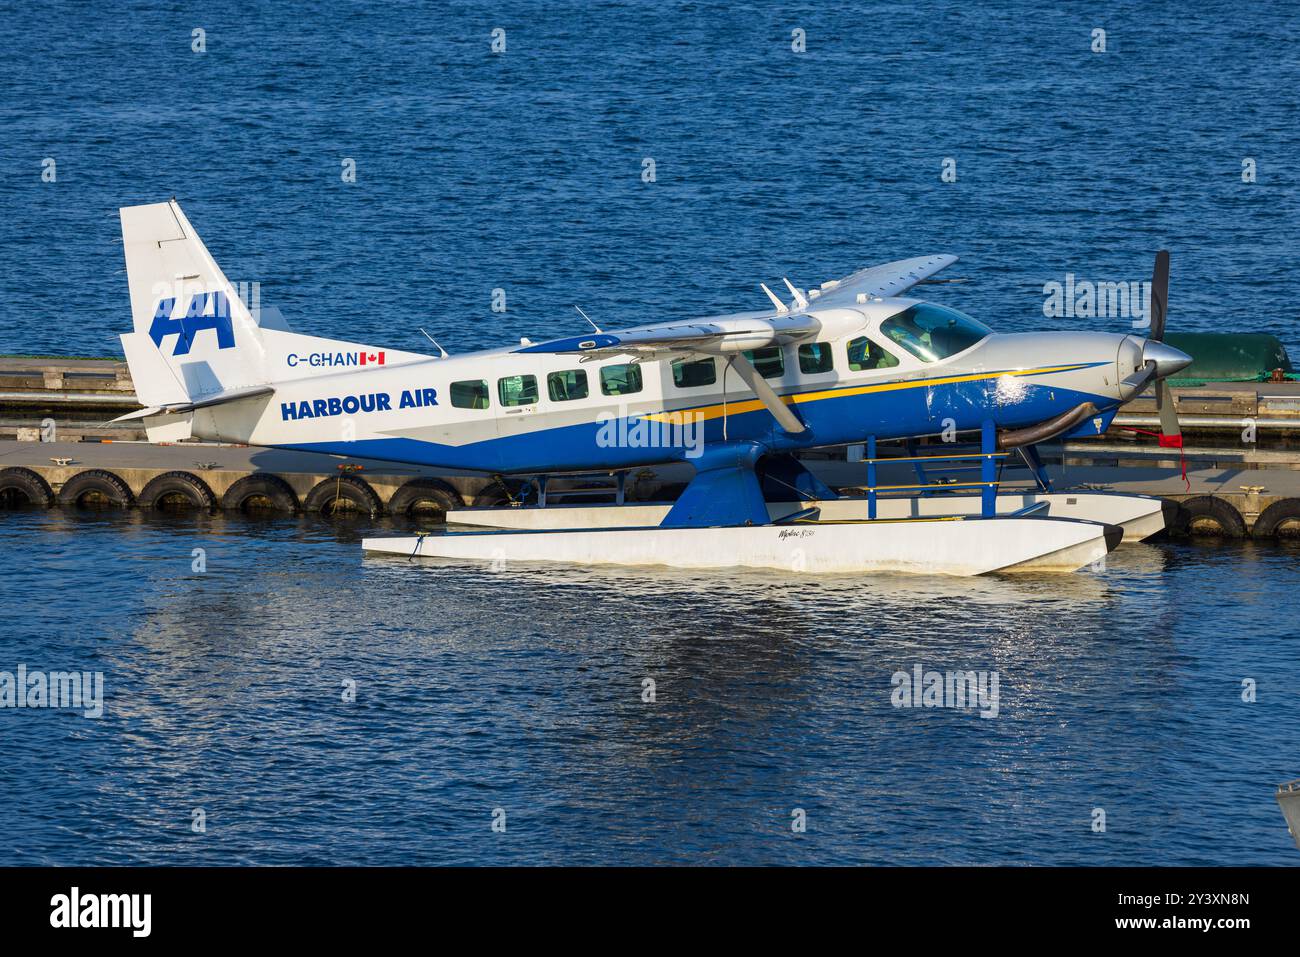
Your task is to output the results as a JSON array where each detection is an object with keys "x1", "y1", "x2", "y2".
[{"x1": 641, "y1": 363, "x2": 1093, "y2": 424}]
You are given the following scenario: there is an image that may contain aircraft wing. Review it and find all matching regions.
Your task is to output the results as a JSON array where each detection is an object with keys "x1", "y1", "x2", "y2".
[
  {"x1": 806, "y1": 254, "x2": 959, "y2": 309},
  {"x1": 514, "y1": 313, "x2": 821, "y2": 359},
  {"x1": 511, "y1": 253, "x2": 956, "y2": 434},
  {"x1": 515, "y1": 254, "x2": 957, "y2": 359}
]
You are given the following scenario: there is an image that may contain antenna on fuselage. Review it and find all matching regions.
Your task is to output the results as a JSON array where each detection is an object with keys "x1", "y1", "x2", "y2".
[
  {"x1": 575, "y1": 305, "x2": 601, "y2": 334},
  {"x1": 418, "y1": 328, "x2": 450, "y2": 358},
  {"x1": 759, "y1": 283, "x2": 789, "y2": 315},
  {"x1": 781, "y1": 277, "x2": 808, "y2": 309}
]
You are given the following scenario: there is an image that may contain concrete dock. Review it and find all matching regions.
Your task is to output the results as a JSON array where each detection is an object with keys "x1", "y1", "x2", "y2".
[
  {"x1": 0, "y1": 356, "x2": 139, "y2": 442},
  {"x1": 0, "y1": 439, "x2": 503, "y2": 516}
]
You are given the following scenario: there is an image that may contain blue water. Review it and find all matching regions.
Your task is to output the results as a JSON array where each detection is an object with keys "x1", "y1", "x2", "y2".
[
  {"x1": 1, "y1": 2, "x2": 1298, "y2": 358},
  {"x1": 2, "y1": 2, "x2": 1300, "y2": 865},
  {"x1": 0, "y1": 509, "x2": 1298, "y2": 865}
]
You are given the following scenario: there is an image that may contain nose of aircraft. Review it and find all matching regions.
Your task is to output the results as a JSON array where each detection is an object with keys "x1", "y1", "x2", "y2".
[{"x1": 1144, "y1": 340, "x2": 1193, "y2": 378}]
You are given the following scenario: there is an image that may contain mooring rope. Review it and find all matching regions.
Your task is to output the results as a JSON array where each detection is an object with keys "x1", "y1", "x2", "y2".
[
  {"x1": 332, "y1": 463, "x2": 368, "y2": 516},
  {"x1": 1114, "y1": 426, "x2": 1190, "y2": 491},
  {"x1": 408, "y1": 533, "x2": 426, "y2": 562}
]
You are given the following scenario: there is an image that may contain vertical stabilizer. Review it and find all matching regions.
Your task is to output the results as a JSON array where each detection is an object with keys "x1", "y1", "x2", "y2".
[{"x1": 118, "y1": 200, "x2": 268, "y2": 405}]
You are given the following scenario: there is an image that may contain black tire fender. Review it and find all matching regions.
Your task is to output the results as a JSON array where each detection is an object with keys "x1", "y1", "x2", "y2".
[
  {"x1": 138, "y1": 471, "x2": 216, "y2": 511},
  {"x1": 0, "y1": 467, "x2": 54, "y2": 508},
  {"x1": 1169, "y1": 495, "x2": 1246, "y2": 539},
  {"x1": 387, "y1": 478, "x2": 463, "y2": 519},
  {"x1": 304, "y1": 473, "x2": 383, "y2": 517},
  {"x1": 221, "y1": 473, "x2": 299, "y2": 513},
  {"x1": 56, "y1": 469, "x2": 135, "y2": 509},
  {"x1": 1251, "y1": 498, "x2": 1300, "y2": 539},
  {"x1": 472, "y1": 477, "x2": 524, "y2": 508}
]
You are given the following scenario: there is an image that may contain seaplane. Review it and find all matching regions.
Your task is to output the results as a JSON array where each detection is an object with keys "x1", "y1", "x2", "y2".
[{"x1": 114, "y1": 200, "x2": 1191, "y2": 575}]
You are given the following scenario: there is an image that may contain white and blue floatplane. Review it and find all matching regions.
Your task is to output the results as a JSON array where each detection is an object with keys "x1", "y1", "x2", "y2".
[{"x1": 113, "y1": 200, "x2": 1190, "y2": 575}]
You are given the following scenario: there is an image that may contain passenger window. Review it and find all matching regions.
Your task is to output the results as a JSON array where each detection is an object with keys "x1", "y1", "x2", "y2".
[
  {"x1": 547, "y1": 369, "x2": 588, "y2": 402},
  {"x1": 671, "y1": 357, "x2": 717, "y2": 388},
  {"x1": 450, "y1": 379, "x2": 490, "y2": 410},
  {"x1": 600, "y1": 363, "x2": 643, "y2": 396},
  {"x1": 497, "y1": 374, "x2": 538, "y2": 407},
  {"x1": 847, "y1": 336, "x2": 900, "y2": 372},
  {"x1": 743, "y1": 346, "x2": 785, "y2": 379},
  {"x1": 798, "y1": 342, "x2": 834, "y2": 374}
]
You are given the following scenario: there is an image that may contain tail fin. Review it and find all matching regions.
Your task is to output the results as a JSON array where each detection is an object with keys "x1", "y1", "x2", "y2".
[
  {"x1": 118, "y1": 200, "x2": 434, "y2": 417},
  {"x1": 119, "y1": 200, "x2": 269, "y2": 408}
]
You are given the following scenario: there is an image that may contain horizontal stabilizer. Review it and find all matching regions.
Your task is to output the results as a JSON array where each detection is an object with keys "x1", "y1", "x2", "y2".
[
  {"x1": 161, "y1": 384, "x2": 274, "y2": 413},
  {"x1": 108, "y1": 406, "x2": 162, "y2": 423},
  {"x1": 109, "y1": 384, "x2": 273, "y2": 423}
]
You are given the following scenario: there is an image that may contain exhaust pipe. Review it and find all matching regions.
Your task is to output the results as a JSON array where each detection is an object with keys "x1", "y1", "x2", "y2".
[{"x1": 998, "y1": 401, "x2": 1099, "y2": 449}]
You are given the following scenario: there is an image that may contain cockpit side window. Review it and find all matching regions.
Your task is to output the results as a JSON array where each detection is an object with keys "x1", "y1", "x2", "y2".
[
  {"x1": 846, "y1": 336, "x2": 900, "y2": 371},
  {"x1": 880, "y1": 304, "x2": 991, "y2": 363}
]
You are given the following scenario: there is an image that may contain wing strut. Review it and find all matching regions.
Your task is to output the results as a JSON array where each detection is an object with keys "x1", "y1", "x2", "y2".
[{"x1": 727, "y1": 353, "x2": 806, "y2": 434}]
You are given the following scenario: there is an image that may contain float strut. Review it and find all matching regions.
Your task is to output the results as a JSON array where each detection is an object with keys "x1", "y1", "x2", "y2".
[
  {"x1": 867, "y1": 435, "x2": 878, "y2": 520},
  {"x1": 1020, "y1": 444, "x2": 1053, "y2": 493},
  {"x1": 904, "y1": 437, "x2": 928, "y2": 488},
  {"x1": 661, "y1": 441, "x2": 769, "y2": 528},
  {"x1": 757, "y1": 453, "x2": 840, "y2": 502},
  {"x1": 981, "y1": 420, "x2": 997, "y2": 518}
]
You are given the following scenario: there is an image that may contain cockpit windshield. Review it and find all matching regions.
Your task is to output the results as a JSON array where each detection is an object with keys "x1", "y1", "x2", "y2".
[{"x1": 879, "y1": 304, "x2": 991, "y2": 362}]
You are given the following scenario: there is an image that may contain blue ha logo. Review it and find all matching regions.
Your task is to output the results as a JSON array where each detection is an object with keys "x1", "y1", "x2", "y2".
[{"x1": 148, "y1": 292, "x2": 236, "y2": 356}]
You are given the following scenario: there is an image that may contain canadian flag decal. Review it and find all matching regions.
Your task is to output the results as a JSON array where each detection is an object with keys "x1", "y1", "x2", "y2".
[{"x1": 360, "y1": 351, "x2": 386, "y2": 366}]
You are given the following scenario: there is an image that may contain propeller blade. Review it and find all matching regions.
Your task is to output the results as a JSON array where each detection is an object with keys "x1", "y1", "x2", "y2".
[
  {"x1": 1149, "y1": 249, "x2": 1169, "y2": 342},
  {"x1": 1120, "y1": 359, "x2": 1158, "y2": 399},
  {"x1": 1156, "y1": 379, "x2": 1182, "y2": 447}
]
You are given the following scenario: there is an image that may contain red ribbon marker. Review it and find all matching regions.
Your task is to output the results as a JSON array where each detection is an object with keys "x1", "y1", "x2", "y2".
[{"x1": 1117, "y1": 426, "x2": 1189, "y2": 491}]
